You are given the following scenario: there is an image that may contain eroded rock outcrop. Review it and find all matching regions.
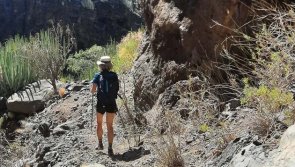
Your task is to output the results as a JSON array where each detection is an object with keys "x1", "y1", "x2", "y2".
[
  {"x1": 7, "y1": 80, "x2": 62, "y2": 114},
  {"x1": 133, "y1": 0, "x2": 252, "y2": 111},
  {"x1": 0, "y1": 0, "x2": 142, "y2": 49}
]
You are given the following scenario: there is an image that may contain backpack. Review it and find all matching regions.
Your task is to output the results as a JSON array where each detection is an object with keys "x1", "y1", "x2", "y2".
[{"x1": 96, "y1": 71, "x2": 118, "y2": 104}]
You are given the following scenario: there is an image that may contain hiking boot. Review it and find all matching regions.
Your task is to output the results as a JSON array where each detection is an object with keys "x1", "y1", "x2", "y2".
[
  {"x1": 96, "y1": 143, "x2": 104, "y2": 150},
  {"x1": 99, "y1": 143, "x2": 104, "y2": 150},
  {"x1": 108, "y1": 147, "x2": 114, "y2": 156}
]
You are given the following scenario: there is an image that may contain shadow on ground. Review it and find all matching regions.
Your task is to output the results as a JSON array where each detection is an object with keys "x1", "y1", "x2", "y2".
[{"x1": 111, "y1": 147, "x2": 151, "y2": 162}]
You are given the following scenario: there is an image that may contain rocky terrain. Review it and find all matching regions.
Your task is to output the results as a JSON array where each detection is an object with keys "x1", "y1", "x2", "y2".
[
  {"x1": 1, "y1": 77, "x2": 295, "y2": 167},
  {"x1": 0, "y1": 0, "x2": 142, "y2": 49},
  {"x1": 1, "y1": 79, "x2": 155, "y2": 167},
  {"x1": 2, "y1": 0, "x2": 295, "y2": 167}
]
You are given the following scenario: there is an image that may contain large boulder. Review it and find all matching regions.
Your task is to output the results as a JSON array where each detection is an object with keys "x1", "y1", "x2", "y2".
[
  {"x1": 133, "y1": 0, "x2": 252, "y2": 111},
  {"x1": 0, "y1": 0, "x2": 142, "y2": 49},
  {"x1": 229, "y1": 143, "x2": 267, "y2": 167},
  {"x1": 224, "y1": 125, "x2": 295, "y2": 167},
  {"x1": 207, "y1": 137, "x2": 253, "y2": 167},
  {"x1": 266, "y1": 124, "x2": 295, "y2": 167},
  {"x1": 7, "y1": 80, "x2": 61, "y2": 114}
]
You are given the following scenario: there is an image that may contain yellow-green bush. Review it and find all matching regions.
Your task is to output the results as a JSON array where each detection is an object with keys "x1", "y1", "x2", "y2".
[
  {"x1": 241, "y1": 82, "x2": 293, "y2": 113},
  {"x1": 113, "y1": 29, "x2": 143, "y2": 73},
  {"x1": 250, "y1": 51, "x2": 293, "y2": 91},
  {"x1": 199, "y1": 123, "x2": 210, "y2": 133}
]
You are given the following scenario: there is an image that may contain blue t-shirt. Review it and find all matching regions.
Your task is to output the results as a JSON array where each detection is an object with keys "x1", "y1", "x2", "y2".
[{"x1": 92, "y1": 73, "x2": 100, "y2": 86}]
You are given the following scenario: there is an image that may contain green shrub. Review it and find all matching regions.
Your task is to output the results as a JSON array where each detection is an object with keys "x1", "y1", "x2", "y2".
[
  {"x1": 67, "y1": 45, "x2": 103, "y2": 79},
  {"x1": 283, "y1": 110, "x2": 295, "y2": 126},
  {"x1": 66, "y1": 29, "x2": 143, "y2": 80},
  {"x1": 67, "y1": 42, "x2": 117, "y2": 80}
]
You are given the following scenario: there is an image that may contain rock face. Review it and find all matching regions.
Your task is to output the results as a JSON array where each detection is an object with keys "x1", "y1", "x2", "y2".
[
  {"x1": 133, "y1": 0, "x2": 252, "y2": 111},
  {"x1": 0, "y1": 0, "x2": 142, "y2": 49},
  {"x1": 7, "y1": 80, "x2": 61, "y2": 114},
  {"x1": 266, "y1": 124, "x2": 295, "y2": 167},
  {"x1": 229, "y1": 143, "x2": 266, "y2": 167},
  {"x1": 225, "y1": 125, "x2": 295, "y2": 167}
]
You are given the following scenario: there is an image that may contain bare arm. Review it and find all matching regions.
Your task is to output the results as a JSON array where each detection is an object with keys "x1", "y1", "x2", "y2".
[{"x1": 91, "y1": 83, "x2": 97, "y2": 94}]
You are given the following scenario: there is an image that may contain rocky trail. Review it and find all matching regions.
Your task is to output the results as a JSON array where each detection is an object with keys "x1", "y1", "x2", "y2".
[
  {"x1": 2, "y1": 77, "x2": 295, "y2": 167},
  {"x1": 2, "y1": 80, "x2": 153, "y2": 167}
]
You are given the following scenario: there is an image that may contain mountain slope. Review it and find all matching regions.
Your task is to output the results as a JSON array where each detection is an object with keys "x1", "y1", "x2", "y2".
[{"x1": 0, "y1": 0, "x2": 142, "y2": 49}]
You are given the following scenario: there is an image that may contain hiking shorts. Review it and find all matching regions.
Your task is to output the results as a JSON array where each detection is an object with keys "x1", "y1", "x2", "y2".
[{"x1": 96, "y1": 100, "x2": 118, "y2": 114}]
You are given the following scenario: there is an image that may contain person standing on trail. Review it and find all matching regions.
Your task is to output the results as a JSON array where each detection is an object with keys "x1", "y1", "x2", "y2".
[{"x1": 91, "y1": 56, "x2": 119, "y2": 156}]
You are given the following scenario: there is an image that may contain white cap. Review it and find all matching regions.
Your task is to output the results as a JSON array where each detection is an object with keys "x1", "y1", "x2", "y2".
[
  {"x1": 100, "y1": 56, "x2": 111, "y2": 63},
  {"x1": 96, "y1": 61, "x2": 105, "y2": 66}
]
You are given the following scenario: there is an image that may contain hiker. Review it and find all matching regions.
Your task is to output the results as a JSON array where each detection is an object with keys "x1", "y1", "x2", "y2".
[{"x1": 91, "y1": 56, "x2": 119, "y2": 156}]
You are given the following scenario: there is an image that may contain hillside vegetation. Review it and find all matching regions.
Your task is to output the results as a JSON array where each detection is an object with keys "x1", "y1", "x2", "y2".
[
  {"x1": 66, "y1": 29, "x2": 143, "y2": 80},
  {"x1": 0, "y1": 24, "x2": 74, "y2": 97},
  {"x1": 0, "y1": 28, "x2": 143, "y2": 97},
  {"x1": 2, "y1": 1, "x2": 295, "y2": 167}
]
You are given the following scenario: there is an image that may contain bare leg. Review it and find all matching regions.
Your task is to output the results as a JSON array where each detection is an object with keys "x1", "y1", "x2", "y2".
[
  {"x1": 106, "y1": 112, "x2": 115, "y2": 151},
  {"x1": 97, "y1": 113, "x2": 104, "y2": 142}
]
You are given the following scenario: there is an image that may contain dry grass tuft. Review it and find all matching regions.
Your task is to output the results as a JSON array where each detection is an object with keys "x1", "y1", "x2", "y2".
[
  {"x1": 153, "y1": 112, "x2": 185, "y2": 167},
  {"x1": 250, "y1": 113, "x2": 275, "y2": 137},
  {"x1": 154, "y1": 134, "x2": 184, "y2": 167}
]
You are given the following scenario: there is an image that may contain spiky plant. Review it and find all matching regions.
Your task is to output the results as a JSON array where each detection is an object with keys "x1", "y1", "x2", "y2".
[
  {"x1": 81, "y1": 0, "x2": 95, "y2": 10},
  {"x1": 0, "y1": 36, "x2": 37, "y2": 97}
]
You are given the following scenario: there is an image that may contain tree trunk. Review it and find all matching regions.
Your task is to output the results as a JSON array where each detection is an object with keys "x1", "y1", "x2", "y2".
[{"x1": 51, "y1": 79, "x2": 58, "y2": 94}]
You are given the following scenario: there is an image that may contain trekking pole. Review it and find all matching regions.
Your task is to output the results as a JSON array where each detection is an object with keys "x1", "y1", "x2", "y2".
[
  {"x1": 117, "y1": 102, "x2": 132, "y2": 150},
  {"x1": 117, "y1": 94, "x2": 141, "y2": 149},
  {"x1": 91, "y1": 94, "x2": 94, "y2": 134}
]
